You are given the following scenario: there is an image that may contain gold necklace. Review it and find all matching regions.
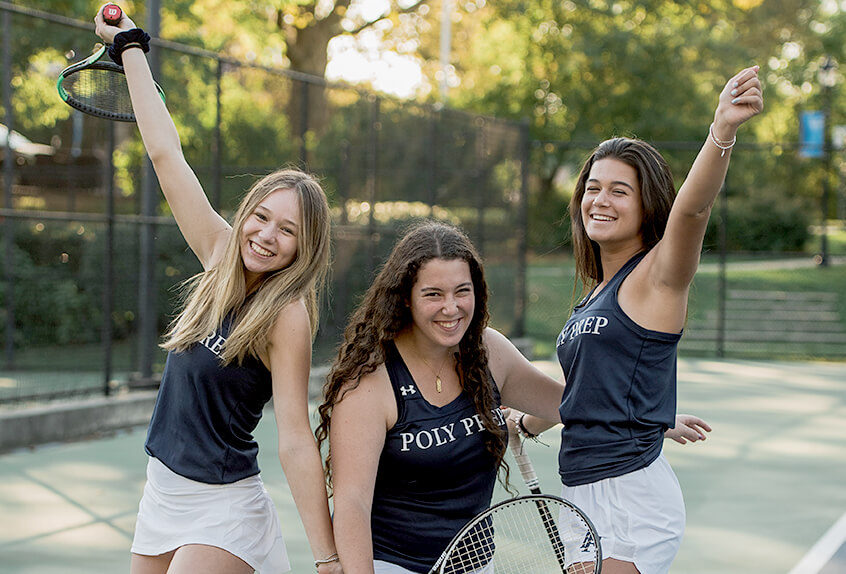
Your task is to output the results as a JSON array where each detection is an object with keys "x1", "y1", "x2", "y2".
[{"x1": 417, "y1": 350, "x2": 452, "y2": 393}]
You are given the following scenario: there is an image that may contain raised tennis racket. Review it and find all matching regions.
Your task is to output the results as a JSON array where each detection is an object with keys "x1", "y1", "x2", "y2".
[
  {"x1": 56, "y1": 4, "x2": 164, "y2": 122},
  {"x1": 428, "y1": 432, "x2": 602, "y2": 574}
]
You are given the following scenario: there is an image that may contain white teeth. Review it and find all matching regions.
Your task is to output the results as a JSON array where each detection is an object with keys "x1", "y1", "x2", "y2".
[
  {"x1": 591, "y1": 214, "x2": 614, "y2": 221},
  {"x1": 251, "y1": 241, "x2": 274, "y2": 257},
  {"x1": 439, "y1": 320, "x2": 459, "y2": 328}
]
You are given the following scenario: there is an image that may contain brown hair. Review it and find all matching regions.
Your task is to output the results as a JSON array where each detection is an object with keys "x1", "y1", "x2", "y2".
[{"x1": 569, "y1": 137, "x2": 676, "y2": 291}]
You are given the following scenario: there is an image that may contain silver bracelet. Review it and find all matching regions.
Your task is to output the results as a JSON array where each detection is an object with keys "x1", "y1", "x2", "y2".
[
  {"x1": 709, "y1": 122, "x2": 736, "y2": 157},
  {"x1": 315, "y1": 553, "x2": 339, "y2": 569}
]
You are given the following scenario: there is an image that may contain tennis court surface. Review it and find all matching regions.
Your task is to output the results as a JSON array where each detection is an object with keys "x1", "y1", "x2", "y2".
[{"x1": 1, "y1": 357, "x2": 844, "y2": 573}]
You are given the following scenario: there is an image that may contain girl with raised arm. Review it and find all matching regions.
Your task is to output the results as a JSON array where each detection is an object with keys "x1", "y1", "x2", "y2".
[
  {"x1": 517, "y1": 66, "x2": 763, "y2": 574},
  {"x1": 94, "y1": 7, "x2": 341, "y2": 574}
]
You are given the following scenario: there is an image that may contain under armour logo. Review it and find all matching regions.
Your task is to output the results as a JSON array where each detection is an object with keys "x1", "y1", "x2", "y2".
[{"x1": 400, "y1": 385, "x2": 417, "y2": 396}]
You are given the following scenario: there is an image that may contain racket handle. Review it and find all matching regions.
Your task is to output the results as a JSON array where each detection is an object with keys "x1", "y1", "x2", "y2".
[
  {"x1": 508, "y1": 427, "x2": 542, "y2": 494},
  {"x1": 102, "y1": 4, "x2": 123, "y2": 25}
]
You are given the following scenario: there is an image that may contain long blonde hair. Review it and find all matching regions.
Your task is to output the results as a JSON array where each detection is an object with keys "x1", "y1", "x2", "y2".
[{"x1": 161, "y1": 169, "x2": 331, "y2": 364}]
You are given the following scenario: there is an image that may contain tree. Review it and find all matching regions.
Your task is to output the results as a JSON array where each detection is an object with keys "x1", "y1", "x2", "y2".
[
  {"x1": 437, "y1": 0, "x2": 841, "y2": 252},
  {"x1": 273, "y1": 0, "x2": 433, "y2": 144}
]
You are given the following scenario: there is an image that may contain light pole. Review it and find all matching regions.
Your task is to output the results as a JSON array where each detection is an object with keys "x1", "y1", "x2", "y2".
[{"x1": 818, "y1": 56, "x2": 836, "y2": 267}]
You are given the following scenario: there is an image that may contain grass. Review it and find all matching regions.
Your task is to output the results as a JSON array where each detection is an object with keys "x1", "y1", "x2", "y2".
[{"x1": 824, "y1": 224, "x2": 846, "y2": 254}]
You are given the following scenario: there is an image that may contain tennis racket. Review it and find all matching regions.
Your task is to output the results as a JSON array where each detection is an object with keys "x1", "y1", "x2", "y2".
[
  {"x1": 56, "y1": 4, "x2": 164, "y2": 122},
  {"x1": 428, "y1": 431, "x2": 602, "y2": 574}
]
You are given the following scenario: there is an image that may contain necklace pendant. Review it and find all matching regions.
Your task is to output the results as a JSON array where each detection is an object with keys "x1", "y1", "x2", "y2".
[{"x1": 436, "y1": 376, "x2": 442, "y2": 393}]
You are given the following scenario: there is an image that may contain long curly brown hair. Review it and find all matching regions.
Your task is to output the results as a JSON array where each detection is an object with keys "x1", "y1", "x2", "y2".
[{"x1": 315, "y1": 220, "x2": 507, "y2": 488}]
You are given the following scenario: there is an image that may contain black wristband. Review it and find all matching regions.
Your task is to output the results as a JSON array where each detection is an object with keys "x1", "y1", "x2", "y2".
[
  {"x1": 517, "y1": 413, "x2": 537, "y2": 438},
  {"x1": 108, "y1": 28, "x2": 151, "y2": 66}
]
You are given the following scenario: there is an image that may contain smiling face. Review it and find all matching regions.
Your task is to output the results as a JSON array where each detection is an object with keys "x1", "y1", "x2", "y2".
[
  {"x1": 239, "y1": 188, "x2": 301, "y2": 284},
  {"x1": 581, "y1": 158, "x2": 645, "y2": 251},
  {"x1": 408, "y1": 257, "x2": 475, "y2": 351}
]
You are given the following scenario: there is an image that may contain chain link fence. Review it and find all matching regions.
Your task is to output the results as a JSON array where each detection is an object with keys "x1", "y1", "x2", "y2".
[
  {"x1": 0, "y1": 4, "x2": 529, "y2": 402},
  {"x1": 2, "y1": 4, "x2": 844, "y2": 404}
]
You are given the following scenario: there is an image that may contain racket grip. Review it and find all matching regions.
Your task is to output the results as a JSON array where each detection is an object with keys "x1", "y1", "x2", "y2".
[
  {"x1": 508, "y1": 428, "x2": 541, "y2": 494},
  {"x1": 102, "y1": 4, "x2": 123, "y2": 25}
]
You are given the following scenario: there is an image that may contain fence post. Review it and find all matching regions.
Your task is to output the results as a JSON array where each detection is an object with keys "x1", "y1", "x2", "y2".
[
  {"x1": 102, "y1": 123, "x2": 115, "y2": 395},
  {"x1": 137, "y1": 0, "x2": 161, "y2": 381},
  {"x1": 212, "y1": 58, "x2": 223, "y2": 209},
  {"x1": 716, "y1": 181, "x2": 727, "y2": 358},
  {"x1": 513, "y1": 119, "x2": 531, "y2": 338},
  {"x1": 331, "y1": 140, "x2": 350, "y2": 338},
  {"x1": 2, "y1": 8, "x2": 15, "y2": 369},
  {"x1": 427, "y1": 109, "x2": 439, "y2": 211},
  {"x1": 366, "y1": 96, "x2": 380, "y2": 274},
  {"x1": 474, "y1": 116, "x2": 486, "y2": 256},
  {"x1": 299, "y1": 81, "x2": 310, "y2": 168}
]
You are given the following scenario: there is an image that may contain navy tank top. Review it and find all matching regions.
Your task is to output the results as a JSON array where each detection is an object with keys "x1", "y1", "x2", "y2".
[
  {"x1": 556, "y1": 251, "x2": 681, "y2": 486},
  {"x1": 145, "y1": 314, "x2": 273, "y2": 484},
  {"x1": 371, "y1": 341, "x2": 506, "y2": 573}
]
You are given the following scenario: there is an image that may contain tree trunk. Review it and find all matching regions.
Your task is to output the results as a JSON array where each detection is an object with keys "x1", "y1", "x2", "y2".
[{"x1": 284, "y1": 15, "x2": 341, "y2": 163}]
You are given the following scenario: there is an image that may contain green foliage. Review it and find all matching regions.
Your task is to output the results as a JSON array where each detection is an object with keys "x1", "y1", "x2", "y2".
[
  {"x1": 5, "y1": 225, "x2": 100, "y2": 347},
  {"x1": 704, "y1": 195, "x2": 812, "y2": 253},
  {"x1": 438, "y1": 0, "x2": 844, "y2": 255},
  {"x1": 2, "y1": 220, "x2": 201, "y2": 349},
  {"x1": 528, "y1": 194, "x2": 570, "y2": 254},
  {"x1": 218, "y1": 70, "x2": 298, "y2": 168},
  {"x1": 11, "y1": 49, "x2": 73, "y2": 137}
]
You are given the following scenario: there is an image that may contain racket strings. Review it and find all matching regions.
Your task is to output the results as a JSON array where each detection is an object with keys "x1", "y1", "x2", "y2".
[
  {"x1": 439, "y1": 498, "x2": 599, "y2": 574},
  {"x1": 63, "y1": 68, "x2": 134, "y2": 116}
]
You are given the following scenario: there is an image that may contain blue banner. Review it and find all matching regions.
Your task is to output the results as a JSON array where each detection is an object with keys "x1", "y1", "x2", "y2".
[{"x1": 799, "y1": 110, "x2": 825, "y2": 158}]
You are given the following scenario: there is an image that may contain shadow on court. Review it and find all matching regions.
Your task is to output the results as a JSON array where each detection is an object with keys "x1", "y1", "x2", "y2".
[{"x1": 1, "y1": 358, "x2": 844, "y2": 574}]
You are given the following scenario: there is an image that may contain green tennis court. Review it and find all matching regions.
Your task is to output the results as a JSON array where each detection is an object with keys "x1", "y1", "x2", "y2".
[{"x1": 1, "y1": 357, "x2": 844, "y2": 573}]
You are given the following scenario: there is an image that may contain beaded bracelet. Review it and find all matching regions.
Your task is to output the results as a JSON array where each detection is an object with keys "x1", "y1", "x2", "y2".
[
  {"x1": 108, "y1": 27, "x2": 151, "y2": 66},
  {"x1": 709, "y1": 123, "x2": 736, "y2": 157},
  {"x1": 315, "y1": 553, "x2": 339, "y2": 570}
]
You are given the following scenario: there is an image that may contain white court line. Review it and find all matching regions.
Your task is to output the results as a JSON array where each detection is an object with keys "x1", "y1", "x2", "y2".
[{"x1": 788, "y1": 511, "x2": 846, "y2": 574}]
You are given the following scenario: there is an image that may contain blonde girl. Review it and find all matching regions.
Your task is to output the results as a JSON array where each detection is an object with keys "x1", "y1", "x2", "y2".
[{"x1": 95, "y1": 6, "x2": 342, "y2": 574}]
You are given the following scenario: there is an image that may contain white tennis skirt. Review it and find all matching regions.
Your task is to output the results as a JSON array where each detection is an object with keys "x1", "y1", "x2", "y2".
[
  {"x1": 131, "y1": 457, "x2": 290, "y2": 574},
  {"x1": 561, "y1": 453, "x2": 685, "y2": 574}
]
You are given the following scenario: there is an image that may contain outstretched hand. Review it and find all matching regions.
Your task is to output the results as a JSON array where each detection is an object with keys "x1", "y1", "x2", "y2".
[
  {"x1": 713, "y1": 65, "x2": 763, "y2": 139},
  {"x1": 94, "y1": 3, "x2": 137, "y2": 44},
  {"x1": 665, "y1": 414, "x2": 712, "y2": 445}
]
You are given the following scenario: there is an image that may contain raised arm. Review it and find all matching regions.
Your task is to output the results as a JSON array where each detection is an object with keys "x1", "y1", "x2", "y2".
[
  {"x1": 651, "y1": 65, "x2": 763, "y2": 289},
  {"x1": 94, "y1": 7, "x2": 229, "y2": 268},
  {"x1": 267, "y1": 301, "x2": 341, "y2": 574},
  {"x1": 330, "y1": 370, "x2": 394, "y2": 574}
]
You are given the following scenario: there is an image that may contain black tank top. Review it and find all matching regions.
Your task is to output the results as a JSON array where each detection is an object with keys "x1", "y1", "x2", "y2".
[
  {"x1": 371, "y1": 341, "x2": 506, "y2": 573},
  {"x1": 145, "y1": 314, "x2": 273, "y2": 484},
  {"x1": 556, "y1": 251, "x2": 681, "y2": 486}
]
